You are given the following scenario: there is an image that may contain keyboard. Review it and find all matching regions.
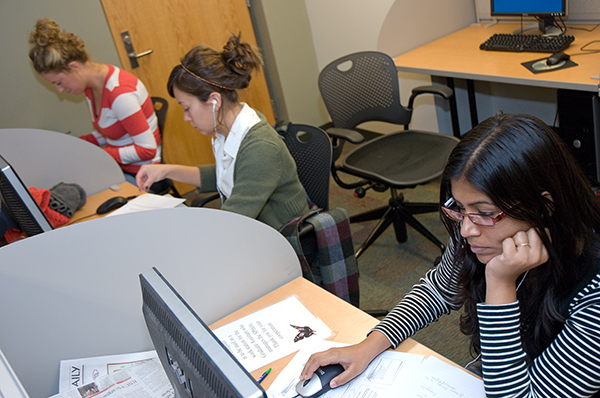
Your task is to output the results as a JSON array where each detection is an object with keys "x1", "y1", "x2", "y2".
[{"x1": 479, "y1": 33, "x2": 574, "y2": 53}]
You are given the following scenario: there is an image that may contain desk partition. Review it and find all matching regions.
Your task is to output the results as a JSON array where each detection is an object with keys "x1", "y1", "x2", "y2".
[
  {"x1": 0, "y1": 208, "x2": 301, "y2": 398},
  {"x1": 0, "y1": 128, "x2": 125, "y2": 196}
]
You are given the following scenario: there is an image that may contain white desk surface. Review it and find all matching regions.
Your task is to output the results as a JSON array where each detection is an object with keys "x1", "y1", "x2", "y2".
[
  {"x1": 0, "y1": 207, "x2": 301, "y2": 398},
  {"x1": 394, "y1": 23, "x2": 600, "y2": 92}
]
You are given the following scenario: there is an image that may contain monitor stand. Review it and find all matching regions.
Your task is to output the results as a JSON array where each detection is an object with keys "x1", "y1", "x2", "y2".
[{"x1": 512, "y1": 16, "x2": 562, "y2": 36}]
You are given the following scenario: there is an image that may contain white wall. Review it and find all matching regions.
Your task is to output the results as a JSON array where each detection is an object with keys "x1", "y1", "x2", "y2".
[{"x1": 0, "y1": 1, "x2": 121, "y2": 135}]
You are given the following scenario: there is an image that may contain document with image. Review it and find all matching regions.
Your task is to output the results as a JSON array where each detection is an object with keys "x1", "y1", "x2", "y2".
[{"x1": 213, "y1": 295, "x2": 334, "y2": 372}]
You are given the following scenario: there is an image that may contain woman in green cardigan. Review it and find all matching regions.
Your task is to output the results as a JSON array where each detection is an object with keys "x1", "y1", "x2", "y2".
[{"x1": 136, "y1": 35, "x2": 309, "y2": 230}]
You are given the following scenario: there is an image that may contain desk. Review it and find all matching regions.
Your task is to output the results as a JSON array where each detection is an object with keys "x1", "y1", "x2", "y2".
[
  {"x1": 394, "y1": 23, "x2": 600, "y2": 127},
  {"x1": 212, "y1": 277, "x2": 463, "y2": 389},
  {"x1": 67, "y1": 181, "x2": 141, "y2": 224}
]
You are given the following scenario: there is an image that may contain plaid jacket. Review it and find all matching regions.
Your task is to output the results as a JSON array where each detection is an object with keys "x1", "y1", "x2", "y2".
[{"x1": 280, "y1": 207, "x2": 359, "y2": 307}]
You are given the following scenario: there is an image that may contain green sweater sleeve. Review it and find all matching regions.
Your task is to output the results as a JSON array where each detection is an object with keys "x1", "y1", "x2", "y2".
[{"x1": 197, "y1": 164, "x2": 217, "y2": 193}]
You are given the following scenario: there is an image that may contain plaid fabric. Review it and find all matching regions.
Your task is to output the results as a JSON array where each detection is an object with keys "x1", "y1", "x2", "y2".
[{"x1": 280, "y1": 207, "x2": 359, "y2": 307}]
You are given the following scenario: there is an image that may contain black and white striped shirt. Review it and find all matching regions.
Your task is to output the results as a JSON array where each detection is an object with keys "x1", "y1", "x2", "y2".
[{"x1": 373, "y1": 242, "x2": 600, "y2": 397}]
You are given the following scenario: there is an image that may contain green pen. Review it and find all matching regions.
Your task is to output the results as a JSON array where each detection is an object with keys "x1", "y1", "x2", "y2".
[{"x1": 257, "y1": 368, "x2": 271, "y2": 384}]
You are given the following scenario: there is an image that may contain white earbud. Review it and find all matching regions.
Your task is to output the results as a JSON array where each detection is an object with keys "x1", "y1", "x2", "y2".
[{"x1": 212, "y1": 99, "x2": 217, "y2": 112}]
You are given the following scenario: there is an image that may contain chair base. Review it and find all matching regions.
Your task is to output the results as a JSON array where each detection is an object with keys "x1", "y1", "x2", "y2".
[{"x1": 351, "y1": 189, "x2": 445, "y2": 258}]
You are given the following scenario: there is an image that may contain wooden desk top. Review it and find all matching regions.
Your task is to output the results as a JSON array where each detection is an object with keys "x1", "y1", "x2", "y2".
[
  {"x1": 211, "y1": 277, "x2": 461, "y2": 389},
  {"x1": 394, "y1": 23, "x2": 600, "y2": 92},
  {"x1": 67, "y1": 182, "x2": 141, "y2": 225}
]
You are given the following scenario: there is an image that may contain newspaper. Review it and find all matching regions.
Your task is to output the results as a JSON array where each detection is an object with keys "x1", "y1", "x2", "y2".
[
  {"x1": 50, "y1": 358, "x2": 173, "y2": 398},
  {"x1": 59, "y1": 350, "x2": 158, "y2": 392}
]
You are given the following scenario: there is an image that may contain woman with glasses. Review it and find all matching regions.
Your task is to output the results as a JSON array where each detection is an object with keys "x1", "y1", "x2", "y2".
[{"x1": 301, "y1": 113, "x2": 600, "y2": 397}]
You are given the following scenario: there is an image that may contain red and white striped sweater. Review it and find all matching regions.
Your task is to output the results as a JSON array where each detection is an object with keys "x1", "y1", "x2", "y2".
[{"x1": 80, "y1": 65, "x2": 161, "y2": 175}]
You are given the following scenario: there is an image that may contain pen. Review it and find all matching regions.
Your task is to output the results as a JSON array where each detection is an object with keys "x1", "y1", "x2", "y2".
[{"x1": 257, "y1": 368, "x2": 271, "y2": 384}]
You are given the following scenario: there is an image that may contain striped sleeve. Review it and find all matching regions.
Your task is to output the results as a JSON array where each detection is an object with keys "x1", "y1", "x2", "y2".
[
  {"x1": 478, "y1": 278, "x2": 600, "y2": 398},
  {"x1": 104, "y1": 89, "x2": 160, "y2": 165},
  {"x1": 372, "y1": 240, "x2": 462, "y2": 348}
]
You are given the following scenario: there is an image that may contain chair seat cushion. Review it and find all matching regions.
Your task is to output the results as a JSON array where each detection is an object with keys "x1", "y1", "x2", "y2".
[{"x1": 342, "y1": 130, "x2": 459, "y2": 187}]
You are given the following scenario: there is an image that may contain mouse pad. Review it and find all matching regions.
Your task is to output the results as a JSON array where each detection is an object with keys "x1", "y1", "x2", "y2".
[{"x1": 522, "y1": 57, "x2": 578, "y2": 74}]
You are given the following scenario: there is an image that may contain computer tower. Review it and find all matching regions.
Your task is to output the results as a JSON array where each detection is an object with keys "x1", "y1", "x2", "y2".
[{"x1": 556, "y1": 89, "x2": 600, "y2": 186}]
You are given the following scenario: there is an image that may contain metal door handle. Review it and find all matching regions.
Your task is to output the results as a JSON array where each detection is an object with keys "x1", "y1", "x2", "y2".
[{"x1": 120, "y1": 31, "x2": 152, "y2": 68}]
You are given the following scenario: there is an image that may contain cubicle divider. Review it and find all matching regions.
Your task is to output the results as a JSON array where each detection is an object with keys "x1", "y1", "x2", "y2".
[
  {"x1": 0, "y1": 128, "x2": 125, "y2": 196},
  {"x1": 0, "y1": 208, "x2": 301, "y2": 398}
]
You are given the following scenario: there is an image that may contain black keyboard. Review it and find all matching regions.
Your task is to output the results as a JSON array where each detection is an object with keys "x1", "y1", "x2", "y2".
[{"x1": 479, "y1": 33, "x2": 574, "y2": 53}]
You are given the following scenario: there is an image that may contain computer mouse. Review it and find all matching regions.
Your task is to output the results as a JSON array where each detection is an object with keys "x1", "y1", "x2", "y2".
[
  {"x1": 96, "y1": 196, "x2": 128, "y2": 215},
  {"x1": 295, "y1": 364, "x2": 344, "y2": 398},
  {"x1": 547, "y1": 52, "x2": 570, "y2": 66}
]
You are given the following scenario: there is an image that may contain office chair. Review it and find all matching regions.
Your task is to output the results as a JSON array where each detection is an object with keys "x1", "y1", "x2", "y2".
[
  {"x1": 318, "y1": 51, "x2": 460, "y2": 259},
  {"x1": 276, "y1": 122, "x2": 387, "y2": 316},
  {"x1": 148, "y1": 97, "x2": 180, "y2": 197},
  {"x1": 277, "y1": 122, "x2": 331, "y2": 211}
]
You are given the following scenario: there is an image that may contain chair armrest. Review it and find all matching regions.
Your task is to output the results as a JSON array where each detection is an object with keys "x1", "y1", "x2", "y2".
[
  {"x1": 408, "y1": 85, "x2": 454, "y2": 109},
  {"x1": 325, "y1": 127, "x2": 365, "y2": 144}
]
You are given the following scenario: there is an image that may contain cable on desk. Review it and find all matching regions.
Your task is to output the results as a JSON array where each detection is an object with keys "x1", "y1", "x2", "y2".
[
  {"x1": 562, "y1": 40, "x2": 600, "y2": 58},
  {"x1": 68, "y1": 213, "x2": 99, "y2": 224},
  {"x1": 565, "y1": 22, "x2": 600, "y2": 32}
]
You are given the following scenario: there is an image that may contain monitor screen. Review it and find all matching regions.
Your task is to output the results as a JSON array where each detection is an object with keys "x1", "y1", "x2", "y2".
[
  {"x1": 140, "y1": 267, "x2": 267, "y2": 398},
  {"x1": 491, "y1": 0, "x2": 567, "y2": 16},
  {"x1": 0, "y1": 153, "x2": 52, "y2": 244}
]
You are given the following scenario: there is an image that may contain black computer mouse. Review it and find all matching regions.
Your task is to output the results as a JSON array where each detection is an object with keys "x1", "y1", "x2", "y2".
[
  {"x1": 547, "y1": 52, "x2": 570, "y2": 66},
  {"x1": 295, "y1": 364, "x2": 344, "y2": 398},
  {"x1": 96, "y1": 196, "x2": 128, "y2": 215}
]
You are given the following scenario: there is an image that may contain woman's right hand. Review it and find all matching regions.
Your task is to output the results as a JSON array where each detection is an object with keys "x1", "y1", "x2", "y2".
[
  {"x1": 299, "y1": 331, "x2": 391, "y2": 388},
  {"x1": 135, "y1": 164, "x2": 167, "y2": 192}
]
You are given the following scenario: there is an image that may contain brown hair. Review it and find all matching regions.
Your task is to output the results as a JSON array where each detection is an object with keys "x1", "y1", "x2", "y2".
[
  {"x1": 167, "y1": 34, "x2": 263, "y2": 104},
  {"x1": 28, "y1": 18, "x2": 89, "y2": 74}
]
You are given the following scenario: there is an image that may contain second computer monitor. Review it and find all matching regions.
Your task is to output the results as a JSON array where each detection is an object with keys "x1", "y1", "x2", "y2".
[{"x1": 491, "y1": 0, "x2": 567, "y2": 34}]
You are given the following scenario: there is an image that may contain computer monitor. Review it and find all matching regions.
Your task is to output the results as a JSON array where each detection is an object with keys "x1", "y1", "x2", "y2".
[
  {"x1": 140, "y1": 267, "x2": 267, "y2": 398},
  {"x1": 0, "y1": 153, "x2": 52, "y2": 244},
  {"x1": 491, "y1": 0, "x2": 568, "y2": 35}
]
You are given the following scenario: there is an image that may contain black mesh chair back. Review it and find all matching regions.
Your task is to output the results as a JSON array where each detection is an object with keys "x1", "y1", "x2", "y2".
[
  {"x1": 149, "y1": 96, "x2": 180, "y2": 197},
  {"x1": 318, "y1": 51, "x2": 460, "y2": 258},
  {"x1": 318, "y1": 51, "x2": 413, "y2": 130},
  {"x1": 152, "y1": 97, "x2": 168, "y2": 136},
  {"x1": 279, "y1": 123, "x2": 332, "y2": 211}
]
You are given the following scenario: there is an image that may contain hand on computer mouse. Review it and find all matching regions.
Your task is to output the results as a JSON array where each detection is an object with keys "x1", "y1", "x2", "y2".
[
  {"x1": 546, "y1": 52, "x2": 570, "y2": 66},
  {"x1": 295, "y1": 364, "x2": 344, "y2": 398}
]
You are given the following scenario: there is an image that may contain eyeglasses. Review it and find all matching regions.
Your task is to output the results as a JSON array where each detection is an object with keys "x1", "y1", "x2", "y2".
[{"x1": 441, "y1": 197, "x2": 509, "y2": 227}]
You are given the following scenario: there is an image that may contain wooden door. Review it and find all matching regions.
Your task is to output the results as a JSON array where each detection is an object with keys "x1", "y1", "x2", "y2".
[{"x1": 100, "y1": 0, "x2": 275, "y2": 194}]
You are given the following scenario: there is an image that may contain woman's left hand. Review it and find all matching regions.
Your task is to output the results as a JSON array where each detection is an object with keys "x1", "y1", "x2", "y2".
[{"x1": 485, "y1": 228, "x2": 549, "y2": 304}]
